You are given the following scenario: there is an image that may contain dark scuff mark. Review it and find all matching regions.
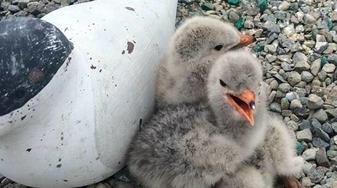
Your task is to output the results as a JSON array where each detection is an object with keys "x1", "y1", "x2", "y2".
[
  {"x1": 139, "y1": 118, "x2": 143, "y2": 131},
  {"x1": 28, "y1": 68, "x2": 44, "y2": 83},
  {"x1": 99, "y1": 69, "x2": 102, "y2": 73},
  {"x1": 63, "y1": 180, "x2": 68, "y2": 182},
  {"x1": 56, "y1": 164, "x2": 62, "y2": 168},
  {"x1": 64, "y1": 27, "x2": 68, "y2": 32},
  {"x1": 127, "y1": 41, "x2": 135, "y2": 54},
  {"x1": 90, "y1": 65, "x2": 96, "y2": 69},
  {"x1": 0, "y1": 158, "x2": 4, "y2": 161},
  {"x1": 121, "y1": 50, "x2": 125, "y2": 55},
  {"x1": 26, "y1": 148, "x2": 32, "y2": 152},
  {"x1": 60, "y1": 136, "x2": 64, "y2": 141},
  {"x1": 21, "y1": 115, "x2": 27, "y2": 120},
  {"x1": 133, "y1": 40, "x2": 136, "y2": 44},
  {"x1": 58, "y1": 158, "x2": 62, "y2": 162},
  {"x1": 125, "y1": 7, "x2": 135, "y2": 11}
]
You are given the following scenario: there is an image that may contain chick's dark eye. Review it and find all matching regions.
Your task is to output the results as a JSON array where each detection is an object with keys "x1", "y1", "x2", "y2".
[
  {"x1": 219, "y1": 79, "x2": 227, "y2": 87},
  {"x1": 214, "y1": 45, "x2": 224, "y2": 51}
]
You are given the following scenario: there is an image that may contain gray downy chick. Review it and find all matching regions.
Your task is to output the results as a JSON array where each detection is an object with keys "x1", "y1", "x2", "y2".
[
  {"x1": 156, "y1": 16, "x2": 254, "y2": 108},
  {"x1": 127, "y1": 49, "x2": 267, "y2": 188}
]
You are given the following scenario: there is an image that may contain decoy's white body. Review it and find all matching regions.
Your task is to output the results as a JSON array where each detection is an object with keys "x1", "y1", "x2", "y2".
[{"x1": 0, "y1": 0, "x2": 177, "y2": 187}]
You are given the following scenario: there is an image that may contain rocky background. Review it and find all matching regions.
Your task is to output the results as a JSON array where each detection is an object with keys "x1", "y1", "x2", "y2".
[{"x1": 1, "y1": 0, "x2": 337, "y2": 187}]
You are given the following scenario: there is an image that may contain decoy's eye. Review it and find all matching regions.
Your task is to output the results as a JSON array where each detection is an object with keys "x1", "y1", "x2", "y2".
[
  {"x1": 214, "y1": 44, "x2": 224, "y2": 51},
  {"x1": 219, "y1": 79, "x2": 227, "y2": 87}
]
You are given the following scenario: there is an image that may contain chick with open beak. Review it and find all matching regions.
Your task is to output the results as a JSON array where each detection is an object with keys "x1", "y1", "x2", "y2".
[{"x1": 208, "y1": 48, "x2": 264, "y2": 129}]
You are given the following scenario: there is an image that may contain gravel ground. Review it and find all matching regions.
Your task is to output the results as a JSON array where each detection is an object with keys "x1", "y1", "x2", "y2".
[{"x1": 1, "y1": 0, "x2": 337, "y2": 188}]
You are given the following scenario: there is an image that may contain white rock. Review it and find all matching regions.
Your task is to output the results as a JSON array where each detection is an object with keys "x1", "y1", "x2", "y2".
[
  {"x1": 296, "y1": 129, "x2": 313, "y2": 142},
  {"x1": 278, "y1": 1, "x2": 290, "y2": 10},
  {"x1": 322, "y1": 63, "x2": 336, "y2": 73},
  {"x1": 302, "y1": 148, "x2": 319, "y2": 160}
]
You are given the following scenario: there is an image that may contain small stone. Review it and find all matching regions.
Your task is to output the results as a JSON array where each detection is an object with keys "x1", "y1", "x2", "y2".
[
  {"x1": 293, "y1": 52, "x2": 310, "y2": 71},
  {"x1": 308, "y1": 166, "x2": 329, "y2": 183},
  {"x1": 312, "y1": 137, "x2": 330, "y2": 148},
  {"x1": 280, "y1": 98, "x2": 290, "y2": 110},
  {"x1": 285, "y1": 92, "x2": 299, "y2": 101},
  {"x1": 278, "y1": 83, "x2": 291, "y2": 93},
  {"x1": 316, "y1": 148, "x2": 330, "y2": 167},
  {"x1": 304, "y1": 14, "x2": 316, "y2": 24},
  {"x1": 278, "y1": 1, "x2": 290, "y2": 11},
  {"x1": 301, "y1": 71, "x2": 314, "y2": 83},
  {"x1": 312, "y1": 126, "x2": 330, "y2": 142},
  {"x1": 322, "y1": 63, "x2": 336, "y2": 73},
  {"x1": 288, "y1": 72, "x2": 301, "y2": 86},
  {"x1": 313, "y1": 109, "x2": 328, "y2": 123},
  {"x1": 302, "y1": 148, "x2": 318, "y2": 160},
  {"x1": 8, "y1": 5, "x2": 20, "y2": 13},
  {"x1": 228, "y1": 10, "x2": 240, "y2": 22},
  {"x1": 322, "y1": 123, "x2": 334, "y2": 135},
  {"x1": 302, "y1": 177, "x2": 314, "y2": 187},
  {"x1": 296, "y1": 129, "x2": 313, "y2": 142},
  {"x1": 331, "y1": 122, "x2": 337, "y2": 133},
  {"x1": 311, "y1": 59, "x2": 321, "y2": 76},
  {"x1": 299, "y1": 120, "x2": 311, "y2": 130},
  {"x1": 270, "y1": 102, "x2": 281, "y2": 113},
  {"x1": 244, "y1": 20, "x2": 254, "y2": 29},
  {"x1": 307, "y1": 94, "x2": 324, "y2": 110},
  {"x1": 326, "y1": 109, "x2": 337, "y2": 118},
  {"x1": 290, "y1": 99, "x2": 303, "y2": 109},
  {"x1": 263, "y1": 21, "x2": 280, "y2": 33}
]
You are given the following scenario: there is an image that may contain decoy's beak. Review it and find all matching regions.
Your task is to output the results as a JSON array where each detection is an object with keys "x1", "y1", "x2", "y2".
[
  {"x1": 225, "y1": 89, "x2": 256, "y2": 127},
  {"x1": 234, "y1": 34, "x2": 255, "y2": 48}
]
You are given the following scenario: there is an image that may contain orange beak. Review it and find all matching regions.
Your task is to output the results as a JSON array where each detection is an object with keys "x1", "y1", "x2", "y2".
[
  {"x1": 225, "y1": 89, "x2": 256, "y2": 127},
  {"x1": 234, "y1": 34, "x2": 255, "y2": 48}
]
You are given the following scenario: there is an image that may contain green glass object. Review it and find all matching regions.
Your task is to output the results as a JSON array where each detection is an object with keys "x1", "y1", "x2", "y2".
[
  {"x1": 257, "y1": 0, "x2": 268, "y2": 12},
  {"x1": 296, "y1": 142, "x2": 305, "y2": 156},
  {"x1": 234, "y1": 16, "x2": 245, "y2": 30},
  {"x1": 227, "y1": 0, "x2": 241, "y2": 5},
  {"x1": 253, "y1": 43, "x2": 264, "y2": 52},
  {"x1": 200, "y1": 1, "x2": 214, "y2": 11},
  {"x1": 320, "y1": 56, "x2": 328, "y2": 67}
]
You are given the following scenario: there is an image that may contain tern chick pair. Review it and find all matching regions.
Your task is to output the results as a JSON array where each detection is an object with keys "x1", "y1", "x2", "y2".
[{"x1": 127, "y1": 17, "x2": 303, "y2": 188}]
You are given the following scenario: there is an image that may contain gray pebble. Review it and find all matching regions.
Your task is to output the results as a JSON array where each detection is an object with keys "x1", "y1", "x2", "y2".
[
  {"x1": 301, "y1": 71, "x2": 314, "y2": 82},
  {"x1": 308, "y1": 166, "x2": 329, "y2": 183},
  {"x1": 302, "y1": 148, "x2": 318, "y2": 160},
  {"x1": 290, "y1": 99, "x2": 303, "y2": 109},
  {"x1": 307, "y1": 94, "x2": 324, "y2": 110},
  {"x1": 296, "y1": 128, "x2": 313, "y2": 142},
  {"x1": 313, "y1": 109, "x2": 328, "y2": 123},
  {"x1": 316, "y1": 147, "x2": 330, "y2": 167}
]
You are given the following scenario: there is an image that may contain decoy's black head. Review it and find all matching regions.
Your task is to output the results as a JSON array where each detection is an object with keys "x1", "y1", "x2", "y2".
[
  {"x1": 0, "y1": 17, "x2": 73, "y2": 116},
  {"x1": 207, "y1": 49, "x2": 263, "y2": 127}
]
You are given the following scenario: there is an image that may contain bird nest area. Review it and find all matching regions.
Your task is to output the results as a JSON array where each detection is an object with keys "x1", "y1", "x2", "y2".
[{"x1": 1, "y1": 0, "x2": 337, "y2": 188}]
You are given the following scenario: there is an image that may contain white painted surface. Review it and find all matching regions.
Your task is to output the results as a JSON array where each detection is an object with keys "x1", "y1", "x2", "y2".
[{"x1": 0, "y1": 0, "x2": 177, "y2": 187}]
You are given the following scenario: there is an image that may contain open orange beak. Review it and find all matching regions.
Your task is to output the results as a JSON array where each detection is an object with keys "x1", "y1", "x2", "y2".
[
  {"x1": 234, "y1": 34, "x2": 255, "y2": 48},
  {"x1": 225, "y1": 89, "x2": 256, "y2": 127}
]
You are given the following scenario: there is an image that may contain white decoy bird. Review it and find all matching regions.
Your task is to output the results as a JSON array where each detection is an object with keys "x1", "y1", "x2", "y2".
[
  {"x1": 156, "y1": 16, "x2": 255, "y2": 108},
  {"x1": 128, "y1": 49, "x2": 268, "y2": 188},
  {"x1": 0, "y1": 0, "x2": 177, "y2": 187}
]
